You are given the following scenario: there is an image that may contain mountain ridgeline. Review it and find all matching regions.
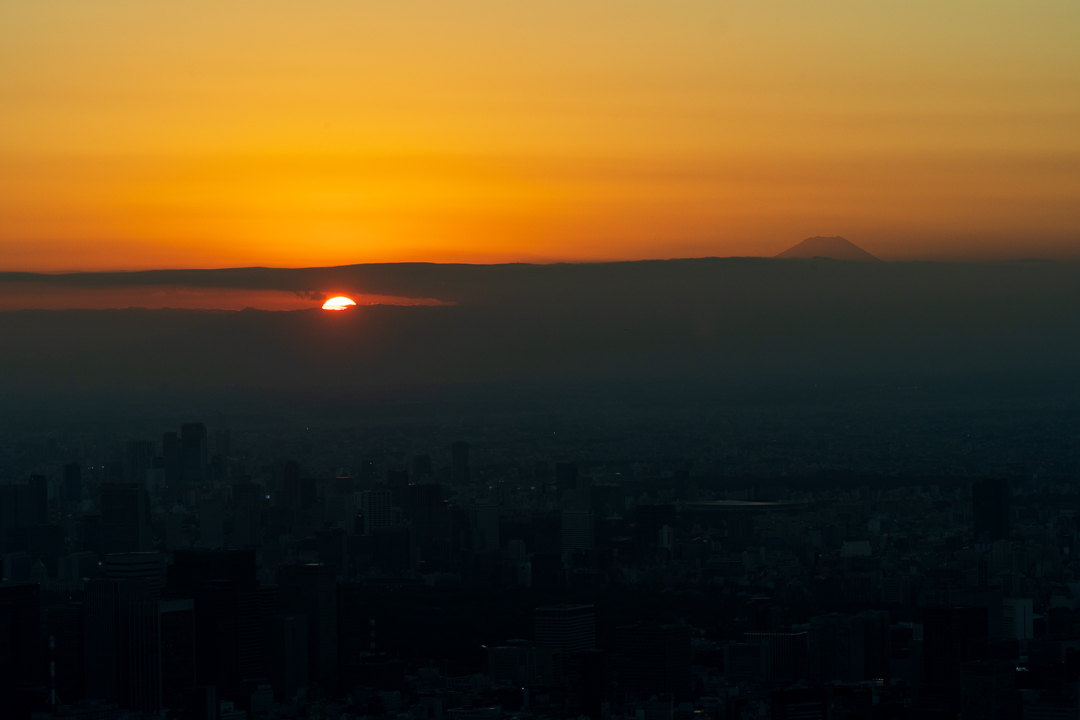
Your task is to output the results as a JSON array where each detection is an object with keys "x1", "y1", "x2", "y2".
[{"x1": 2, "y1": 256, "x2": 1080, "y2": 396}]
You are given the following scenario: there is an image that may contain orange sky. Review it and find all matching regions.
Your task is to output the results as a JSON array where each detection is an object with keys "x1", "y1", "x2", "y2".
[{"x1": 1, "y1": 1, "x2": 1078, "y2": 271}]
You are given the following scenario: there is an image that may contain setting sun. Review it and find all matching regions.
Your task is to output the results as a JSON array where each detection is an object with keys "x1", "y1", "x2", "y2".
[{"x1": 321, "y1": 296, "x2": 356, "y2": 311}]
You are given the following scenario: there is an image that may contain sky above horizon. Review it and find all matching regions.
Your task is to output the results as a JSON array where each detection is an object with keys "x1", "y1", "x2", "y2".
[{"x1": 2, "y1": 1, "x2": 1078, "y2": 271}]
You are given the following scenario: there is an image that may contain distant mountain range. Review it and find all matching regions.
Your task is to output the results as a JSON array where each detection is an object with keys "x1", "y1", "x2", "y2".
[
  {"x1": 775, "y1": 236, "x2": 879, "y2": 261},
  {"x1": 3, "y1": 256, "x2": 1080, "y2": 398}
]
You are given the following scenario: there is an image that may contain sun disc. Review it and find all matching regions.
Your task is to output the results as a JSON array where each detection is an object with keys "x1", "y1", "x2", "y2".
[{"x1": 322, "y1": 296, "x2": 356, "y2": 311}]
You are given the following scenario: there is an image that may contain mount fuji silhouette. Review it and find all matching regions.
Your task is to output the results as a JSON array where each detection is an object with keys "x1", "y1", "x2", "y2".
[{"x1": 775, "y1": 236, "x2": 879, "y2": 261}]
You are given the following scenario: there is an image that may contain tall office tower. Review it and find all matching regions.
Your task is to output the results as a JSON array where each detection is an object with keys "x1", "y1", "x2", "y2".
[
  {"x1": 166, "y1": 510, "x2": 185, "y2": 551},
  {"x1": 742, "y1": 632, "x2": 809, "y2": 682},
  {"x1": 0, "y1": 583, "x2": 42, "y2": 717},
  {"x1": 278, "y1": 563, "x2": 339, "y2": 697},
  {"x1": 562, "y1": 511, "x2": 595, "y2": 551},
  {"x1": 104, "y1": 552, "x2": 167, "y2": 600},
  {"x1": 29, "y1": 474, "x2": 50, "y2": 525},
  {"x1": 405, "y1": 483, "x2": 446, "y2": 567},
  {"x1": 1002, "y1": 597, "x2": 1034, "y2": 640},
  {"x1": 535, "y1": 604, "x2": 596, "y2": 654},
  {"x1": 158, "y1": 599, "x2": 198, "y2": 712},
  {"x1": 232, "y1": 482, "x2": 262, "y2": 548},
  {"x1": 960, "y1": 660, "x2": 1016, "y2": 720},
  {"x1": 555, "y1": 463, "x2": 578, "y2": 497},
  {"x1": 635, "y1": 503, "x2": 677, "y2": 550},
  {"x1": 180, "y1": 422, "x2": 208, "y2": 484},
  {"x1": 162, "y1": 432, "x2": 180, "y2": 485},
  {"x1": 973, "y1": 478, "x2": 1011, "y2": 542},
  {"x1": 615, "y1": 624, "x2": 693, "y2": 701},
  {"x1": 166, "y1": 548, "x2": 258, "y2": 596},
  {"x1": 412, "y1": 455, "x2": 433, "y2": 481},
  {"x1": 265, "y1": 614, "x2": 308, "y2": 702},
  {"x1": 373, "y1": 525, "x2": 413, "y2": 574},
  {"x1": 922, "y1": 606, "x2": 989, "y2": 713},
  {"x1": 100, "y1": 483, "x2": 152, "y2": 553},
  {"x1": 451, "y1": 441, "x2": 470, "y2": 485},
  {"x1": 806, "y1": 612, "x2": 891, "y2": 683},
  {"x1": 124, "y1": 441, "x2": 155, "y2": 486},
  {"x1": 165, "y1": 549, "x2": 265, "y2": 698},
  {"x1": 47, "y1": 603, "x2": 85, "y2": 702},
  {"x1": 84, "y1": 577, "x2": 196, "y2": 714},
  {"x1": 197, "y1": 499, "x2": 224, "y2": 549},
  {"x1": 63, "y1": 462, "x2": 82, "y2": 507},
  {"x1": 473, "y1": 503, "x2": 500, "y2": 553},
  {"x1": 361, "y1": 489, "x2": 394, "y2": 535}
]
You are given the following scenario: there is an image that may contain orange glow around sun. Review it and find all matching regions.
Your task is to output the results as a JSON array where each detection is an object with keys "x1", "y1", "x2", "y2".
[{"x1": 322, "y1": 296, "x2": 356, "y2": 311}]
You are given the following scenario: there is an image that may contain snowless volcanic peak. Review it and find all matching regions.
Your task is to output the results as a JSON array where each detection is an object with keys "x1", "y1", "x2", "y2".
[{"x1": 775, "y1": 236, "x2": 879, "y2": 261}]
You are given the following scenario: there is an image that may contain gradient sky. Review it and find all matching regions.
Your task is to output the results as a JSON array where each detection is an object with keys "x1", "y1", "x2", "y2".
[{"x1": 2, "y1": 0, "x2": 1078, "y2": 271}]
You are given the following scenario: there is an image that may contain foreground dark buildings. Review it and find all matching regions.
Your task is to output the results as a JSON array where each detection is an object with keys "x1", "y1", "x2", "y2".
[{"x1": 2, "y1": 413, "x2": 1079, "y2": 720}]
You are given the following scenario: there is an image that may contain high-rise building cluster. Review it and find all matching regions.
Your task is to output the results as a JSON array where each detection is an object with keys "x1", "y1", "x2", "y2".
[{"x1": 0, "y1": 419, "x2": 1077, "y2": 720}]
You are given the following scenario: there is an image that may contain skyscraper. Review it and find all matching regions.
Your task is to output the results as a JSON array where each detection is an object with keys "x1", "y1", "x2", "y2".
[
  {"x1": 278, "y1": 563, "x2": 338, "y2": 697},
  {"x1": 615, "y1": 624, "x2": 693, "y2": 701},
  {"x1": 100, "y1": 483, "x2": 152, "y2": 553},
  {"x1": 104, "y1": 552, "x2": 167, "y2": 600},
  {"x1": 124, "y1": 441, "x2": 155, "y2": 486},
  {"x1": 555, "y1": 463, "x2": 578, "y2": 497},
  {"x1": 535, "y1": 604, "x2": 596, "y2": 654},
  {"x1": 0, "y1": 583, "x2": 42, "y2": 716},
  {"x1": 361, "y1": 489, "x2": 393, "y2": 535},
  {"x1": 162, "y1": 432, "x2": 180, "y2": 486},
  {"x1": 83, "y1": 577, "x2": 196, "y2": 714}
]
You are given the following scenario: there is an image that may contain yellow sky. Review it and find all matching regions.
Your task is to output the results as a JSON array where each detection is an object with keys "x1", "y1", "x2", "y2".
[{"x1": 1, "y1": 0, "x2": 1078, "y2": 270}]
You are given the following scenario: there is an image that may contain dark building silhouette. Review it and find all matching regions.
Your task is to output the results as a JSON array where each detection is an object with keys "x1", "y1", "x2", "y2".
[
  {"x1": 167, "y1": 549, "x2": 257, "y2": 595},
  {"x1": 47, "y1": 602, "x2": 85, "y2": 703},
  {"x1": 165, "y1": 549, "x2": 268, "y2": 700},
  {"x1": 451, "y1": 441, "x2": 470, "y2": 485},
  {"x1": 100, "y1": 483, "x2": 152, "y2": 554},
  {"x1": 555, "y1": 463, "x2": 579, "y2": 497},
  {"x1": 807, "y1": 612, "x2": 890, "y2": 683},
  {"x1": 922, "y1": 606, "x2": 989, "y2": 713},
  {"x1": 373, "y1": 525, "x2": 413, "y2": 574},
  {"x1": 960, "y1": 660, "x2": 1017, "y2": 720},
  {"x1": 634, "y1": 503, "x2": 677, "y2": 552},
  {"x1": 124, "y1": 441, "x2": 155, "y2": 486},
  {"x1": 162, "y1": 432, "x2": 180, "y2": 485},
  {"x1": 0, "y1": 583, "x2": 42, "y2": 717},
  {"x1": 771, "y1": 687, "x2": 827, "y2": 720},
  {"x1": 535, "y1": 604, "x2": 595, "y2": 654},
  {"x1": 973, "y1": 478, "x2": 1011, "y2": 542},
  {"x1": 84, "y1": 577, "x2": 195, "y2": 714},
  {"x1": 265, "y1": 614, "x2": 308, "y2": 703},
  {"x1": 615, "y1": 624, "x2": 692, "y2": 701},
  {"x1": 278, "y1": 563, "x2": 338, "y2": 697}
]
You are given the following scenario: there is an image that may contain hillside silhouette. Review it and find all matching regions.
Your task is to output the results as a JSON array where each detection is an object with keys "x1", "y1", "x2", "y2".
[{"x1": 775, "y1": 236, "x2": 879, "y2": 261}]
